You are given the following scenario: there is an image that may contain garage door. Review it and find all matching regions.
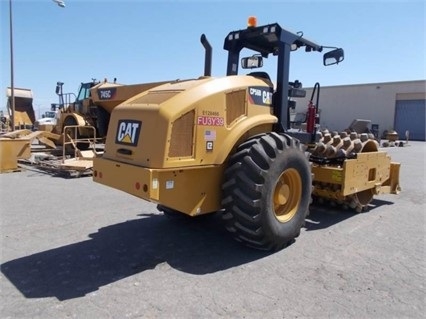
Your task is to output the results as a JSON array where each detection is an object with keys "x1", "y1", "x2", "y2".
[{"x1": 394, "y1": 99, "x2": 426, "y2": 141}]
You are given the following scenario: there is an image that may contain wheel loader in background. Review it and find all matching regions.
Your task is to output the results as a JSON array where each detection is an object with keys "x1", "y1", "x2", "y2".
[
  {"x1": 35, "y1": 78, "x2": 170, "y2": 148},
  {"x1": 93, "y1": 17, "x2": 401, "y2": 251}
]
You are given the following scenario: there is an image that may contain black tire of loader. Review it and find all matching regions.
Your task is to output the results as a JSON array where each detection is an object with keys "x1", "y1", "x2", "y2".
[
  {"x1": 96, "y1": 106, "x2": 110, "y2": 138},
  {"x1": 63, "y1": 116, "x2": 90, "y2": 151},
  {"x1": 221, "y1": 132, "x2": 312, "y2": 251}
]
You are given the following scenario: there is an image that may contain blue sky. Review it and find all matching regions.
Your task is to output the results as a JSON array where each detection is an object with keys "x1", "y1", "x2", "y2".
[{"x1": 1, "y1": 0, "x2": 425, "y2": 117}]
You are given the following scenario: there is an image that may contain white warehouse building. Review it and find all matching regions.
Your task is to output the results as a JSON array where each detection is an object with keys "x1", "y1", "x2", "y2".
[{"x1": 293, "y1": 80, "x2": 426, "y2": 141}]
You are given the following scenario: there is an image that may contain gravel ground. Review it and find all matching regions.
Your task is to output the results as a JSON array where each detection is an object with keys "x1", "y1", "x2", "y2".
[{"x1": 0, "y1": 141, "x2": 424, "y2": 319}]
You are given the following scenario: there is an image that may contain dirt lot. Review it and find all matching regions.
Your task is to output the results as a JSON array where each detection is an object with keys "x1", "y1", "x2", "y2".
[{"x1": 0, "y1": 141, "x2": 424, "y2": 319}]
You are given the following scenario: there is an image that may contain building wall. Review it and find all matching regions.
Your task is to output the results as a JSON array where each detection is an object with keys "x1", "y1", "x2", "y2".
[{"x1": 294, "y1": 80, "x2": 426, "y2": 139}]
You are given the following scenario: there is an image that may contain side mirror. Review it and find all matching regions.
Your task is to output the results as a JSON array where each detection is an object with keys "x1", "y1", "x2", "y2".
[
  {"x1": 241, "y1": 55, "x2": 263, "y2": 69},
  {"x1": 323, "y1": 48, "x2": 344, "y2": 66}
]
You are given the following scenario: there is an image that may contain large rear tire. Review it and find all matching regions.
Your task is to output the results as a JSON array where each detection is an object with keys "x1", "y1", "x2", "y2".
[{"x1": 221, "y1": 132, "x2": 312, "y2": 251}]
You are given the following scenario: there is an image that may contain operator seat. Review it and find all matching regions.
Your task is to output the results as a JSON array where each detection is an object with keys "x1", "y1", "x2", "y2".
[{"x1": 247, "y1": 71, "x2": 272, "y2": 82}]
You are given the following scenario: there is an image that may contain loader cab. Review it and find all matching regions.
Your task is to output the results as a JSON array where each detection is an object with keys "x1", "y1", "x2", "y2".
[
  {"x1": 55, "y1": 81, "x2": 98, "y2": 112},
  {"x1": 76, "y1": 82, "x2": 94, "y2": 102},
  {"x1": 223, "y1": 17, "x2": 344, "y2": 132},
  {"x1": 74, "y1": 80, "x2": 99, "y2": 113}
]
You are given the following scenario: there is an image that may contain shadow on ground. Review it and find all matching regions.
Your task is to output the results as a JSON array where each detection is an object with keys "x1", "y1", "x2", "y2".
[
  {"x1": 1, "y1": 212, "x2": 269, "y2": 301},
  {"x1": 305, "y1": 198, "x2": 395, "y2": 231},
  {"x1": 1, "y1": 198, "x2": 395, "y2": 301}
]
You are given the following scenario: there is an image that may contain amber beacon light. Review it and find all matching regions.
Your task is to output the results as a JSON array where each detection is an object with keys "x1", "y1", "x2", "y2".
[{"x1": 247, "y1": 16, "x2": 257, "y2": 28}]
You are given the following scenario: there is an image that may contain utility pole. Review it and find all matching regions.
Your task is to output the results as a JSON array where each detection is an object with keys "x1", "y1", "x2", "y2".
[
  {"x1": 8, "y1": 0, "x2": 65, "y2": 131},
  {"x1": 9, "y1": 0, "x2": 15, "y2": 130}
]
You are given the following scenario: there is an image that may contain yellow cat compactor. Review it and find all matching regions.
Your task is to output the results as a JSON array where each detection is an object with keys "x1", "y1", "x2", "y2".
[{"x1": 93, "y1": 18, "x2": 400, "y2": 251}]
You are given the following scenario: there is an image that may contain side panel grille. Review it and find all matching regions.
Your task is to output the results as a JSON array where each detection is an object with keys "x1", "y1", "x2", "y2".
[
  {"x1": 168, "y1": 110, "x2": 195, "y2": 157},
  {"x1": 226, "y1": 90, "x2": 246, "y2": 125}
]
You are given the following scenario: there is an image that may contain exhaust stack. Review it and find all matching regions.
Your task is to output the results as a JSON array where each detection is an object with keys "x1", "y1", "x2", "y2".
[{"x1": 200, "y1": 34, "x2": 212, "y2": 76}]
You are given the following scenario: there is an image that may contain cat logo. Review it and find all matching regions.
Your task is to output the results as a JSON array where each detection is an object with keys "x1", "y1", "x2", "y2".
[{"x1": 116, "y1": 120, "x2": 142, "y2": 146}]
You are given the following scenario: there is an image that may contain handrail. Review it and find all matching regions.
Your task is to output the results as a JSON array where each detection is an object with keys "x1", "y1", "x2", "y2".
[{"x1": 62, "y1": 125, "x2": 97, "y2": 162}]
